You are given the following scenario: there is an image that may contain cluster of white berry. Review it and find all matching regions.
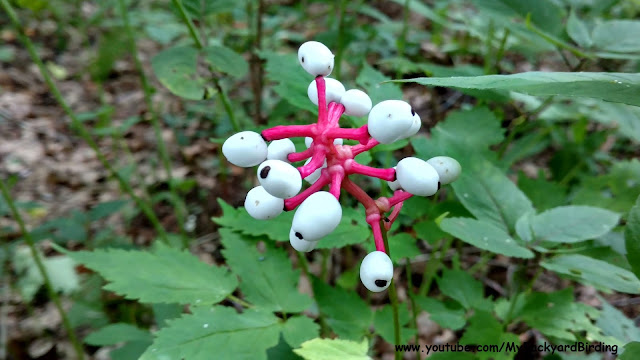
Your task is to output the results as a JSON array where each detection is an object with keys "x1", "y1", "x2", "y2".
[{"x1": 222, "y1": 41, "x2": 461, "y2": 292}]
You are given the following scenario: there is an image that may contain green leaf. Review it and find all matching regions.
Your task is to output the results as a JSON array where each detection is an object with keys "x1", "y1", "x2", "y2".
[
  {"x1": 363, "y1": 232, "x2": 421, "y2": 263},
  {"x1": 541, "y1": 255, "x2": 640, "y2": 294},
  {"x1": 84, "y1": 323, "x2": 152, "y2": 346},
  {"x1": 592, "y1": 20, "x2": 640, "y2": 53},
  {"x1": 458, "y1": 311, "x2": 520, "y2": 360},
  {"x1": 281, "y1": 316, "x2": 320, "y2": 348},
  {"x1": 572, "y1": 160, "x2": 640, "y2": 214},
  {"x1": 625, "y1": 196, "x2": 640, "y2": 280},
  {"x1": 13, "y1": 247, "x2": 79, "y2": 302},
  {"x1": 529, "y1": 206, "x2": 620, "y2": 243},
  {"x1": 139, "y1": 307, "x2": 280, "y2": 360},
  {"x1": 415, "y1": 297, "x2": 466, "y2": 330},
  {"x1": 437, "y1": 269, "x2": 492, "y2": 310},
  {"x1": 411, "y1": 107, "x2": 504, "y2": 162},
  {"x1": 220, "y1": 229, "x2": 311, "y2": 312},
  {"x1": 111, "y1": 340, "x2": 152, "y2": 360},
  {"x1": 517, "y1": 172, "x2": 566, "y2": 211},
  {"x1": 373, "y1": 304, "x2": 416, "y2": 344},
  {"x1": 87, "y1": 200, "x2": 129, "y2": 221},
  {"x1": 516, "y1": 289, "x2": 605, "y2": 342},
  {"x1": 261, "y1": 51, "x2": 316, "y2": 113},
  {"x1": 214, "y1": 200, "x2": 369, "y2": 249},
  {"x1": 294, "y1": 338, "x2": 371, "y2": 360},
  {"x1": 440, "y1": 217, "x2": 534, "y2": 258},
  {"x1": 355, "y1": 64, "x2": 404, "y2": 105},
  {"x1": 567, "y1": 9, "x2": 592, "y2": 48},
  {"x1": 595, "y1": 295, "x2": 640, "y2": 345},
  {"x1": 311, "y1": 277, "x2": 373, "y2": 340},
  {"x1": 68, "y1": 243, "x2": 237, "y2": 304},
  {"x1": 203, "y1": 45, "x2": 249, "y2": 78},
  {"x1": 621, "y1": 342, "x2": 640, "y2": 360},
  {"x1": 450, "y1": 159, "x2": 533, "y2": 234},
  {"x1": 151, "y1": 46, "x2": 207, "y2": 100},
  {"x1": 398, "y1": 72, "x2": 640, "y2": 107}
]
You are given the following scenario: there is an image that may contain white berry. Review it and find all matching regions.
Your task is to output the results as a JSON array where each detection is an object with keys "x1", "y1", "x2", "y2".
[
  {"x1": 367, "y1": 100, "x2": 416, "y2": 144},
  {"x1": 305, "y1": 137, "x2": 343, "y2": 148},
  {"x1": 222, "y1": 131, "x2": 267, "y2": 167},
  {"x1": 340, "y1": 89, "x2": 372, "y2": 117},
  {"x1": 244, "y1": 186, "x2": 284, "y2": 220},
  {"x1": 360, "y1": 251, "x2": 393, "y2": 292},
  {"x1": 290, "y1": 191, "x2": 342, "y2": 242},
  {"x1": 427, "y1": 156, "x2": 461, "y2": 185},
  {"x1": 398, "y1": 110, "x2": 421, "y2": 140},
  {"x1": 308, "y1": 78, "x2": 345, "y2": 106},
  {"x1": 257, "y1": 160, "x2": 302, "y2": 199},
  {"x1": 396, "y1": 157, "x2": 439, "y2": 196},
  {"x1": 387, "y1": 166, "x2": 401, "y2": 191},
  {"x1": 289, "y1": 229, "x2": 317, "y2": 252},
  {"x1": 298, "y1": 41, "x2": 334, "y2": 77},
  {"x1": 267, "y1": 139, "x2": 296, "y2": 162}
]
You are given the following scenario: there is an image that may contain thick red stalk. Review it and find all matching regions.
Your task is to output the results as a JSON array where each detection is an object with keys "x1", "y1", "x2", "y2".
[
  {"x1": 347, "y1": 161, "x2": 396, "y2": 181},
  {"x1": 284, "y1": 170, "x2": 330, "y2": 210},
  {"x1": 287, "y1": 147, "x2": 313, "y2": 162},
  {"x1": 325, "y1": 125, "x2": 370, "y2": 144},
  {"x1": 262, "y1": 124, "x2": 316, "y2": 140}
]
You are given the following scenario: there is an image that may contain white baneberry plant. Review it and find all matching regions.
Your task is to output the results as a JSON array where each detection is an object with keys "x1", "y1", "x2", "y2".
[{"x1": 222, "y1": 41, "x2": 461, "y2": 292}]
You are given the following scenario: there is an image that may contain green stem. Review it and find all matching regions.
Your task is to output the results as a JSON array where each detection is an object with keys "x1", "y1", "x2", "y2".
[
  {"x1": 419, "y1": 237, "x2": 452, "y2": 296},
  {"x1": 524, "y1": 14, "x2": 592, "y2": 59},
  {"x1": 228, "y1": 294, "x2": 253, "y2": 308},
  {"x1": 0, "y1": 0, "x2": 169, "y2": 244},
  {"x1": 0, "y1": 179, "x2": 85, "y2": 360},
  {"x1": 171, "y1": 0, "x2": 239, "y2": 132},
  {"x1": 397, "y1": 0, "x2": 410, "y2": 57},
  {"x1": 334, "y1": 0, "x2": 348, "y2": 79},
  {"x1": 118, "y1": 0, "x2": 188, "y2": 245},
  {"x1": 321, "y1": 249, "x2": 331, "y2": 282},
  {"x1": 493, "y1": 28, "x2": 510, "y2": 72},
  {"x1": 381, "y1": 224, "x2": 401, "y2": 358},
  {"x1": 405, "y1": 262, "x2": 420, "y2": 345}
]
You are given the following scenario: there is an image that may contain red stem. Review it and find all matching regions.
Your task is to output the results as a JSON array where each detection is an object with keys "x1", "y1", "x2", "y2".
[
  {"x1": 262, "y1": 124, "x2": 316, "y2": 140},
  {"x1": 284, "y1": 170, "x2": 330, "y2": 210},
  {"x1": 288, "y1": 148, "x2": 313, "y2": 162},
  {"x1": 298, "y1": 147, "x2": 326, "y2": 178},
  {"x1": 386, "y1": 190, "x2": 413, "y2": 208},
  {"x1": 325, "y1": 125, "x2": 370, "y2": 144},
  {"x1": 341, "y1": 178, "x2": 377, "y2": 210},
  {"x1": 328, "y1": 103, "x2": 345, "y2": 126},
  {"x1": 350, "y1": 138, "x2": 379, "y2": 156},
  {"x1": 347, "y1": 162, "x2": 395, "y2": 181},
  {"x1": 384, "y1": 202, "x2": 404, "y2": 231},
  {"x1": 369, "y1": 219, "x2": 386, "y2": 253},
  {"x1": 329, "y1": 171, "x2": 344, "y2": 199},
  {"x1": 316, "y1": 76, "x2": 328, "y2": 127}
]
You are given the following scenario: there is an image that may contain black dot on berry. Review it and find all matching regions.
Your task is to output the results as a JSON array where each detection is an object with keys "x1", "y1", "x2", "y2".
[
  {"x1": 301, "y1": 57, "x2": 304, "y2": 63},
  {"x1": 375, "y1": 280, "x2": 388, "y2": 287},
  {"x1": 260, "y1": 166, "x2": 271, "y2": 179},
  {"x1": 384, "y1": 217, "x2": 390, "y2": 223},
  {"x1": 437, "y1": 182, "x2": 441, "y2": 190},
  {"x1": 295, "y1": 232, "x2": 303, "y2": 240},
  {"x1": 240, "y1": 136, "x2": 244, "y2": 140},
  {"x1": 411, "y1": 108, "x2": 416, "y2": 116}
]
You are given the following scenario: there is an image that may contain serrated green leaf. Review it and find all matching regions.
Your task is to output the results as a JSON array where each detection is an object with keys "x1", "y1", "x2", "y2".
[
  {"x1": 516, "y1": 289, "x2": 605, "y2": 342},
  {"x1": 213, "y1": 200, "x2": 369, "y2": 249},
  {"x1": 529, "y1": 206, "x2": 620, "y2": 243},
  {"x1": 592, "y1": 20, "x2": 640, "y2": 53},
  {"x1": 541, "y1": 255, "x2": 640, "y2": 294},
  {"x1": 140, "y1": 307, "x2": 280, "y2": 360},
  {"x1": 398, "y1": 72, "x2": 640, "y2": 107},
  {"x1": 437, "y1": 269, "x2": 493, "y2": 310},
  {"x1": 572, "y1": 160, "x2": 640, "y2": 214},
  {"x1": 220, "y1": 229, "x2": 311, "y2": 312},
  {"x1": 415, "y1": 297, "x2": 466, "y2": 330},
  {"x1": 151, "y1": 46, "x2": 206, "y2": 100},
  {"x1": 203, "y1": 45, "x2": 248, "y2": 78},
  {"x1": 373, "y1": 304, "x2": 415, "y2": 344},
  {"x1": 311, "y1": 277, "x2": 372, "y2": 340},
  {"x1": 84, "y1": 323, "x2": 152, "y2": 346},
  {"x1": 458, "y1": 311, "x2": 520, "y2": 360},
  {"x1": 625, "y1": 196, "x2": 640, "y2": 280},
  {"x1": 440, "y1": 217, "x2": 534, "y2": 258},
  {"x1": 567, "y1": 9, "x2": 592, "y2": 48},
  {"x1": 294, "y1": 338, "x2": 371, "y2": 360},
  {"x1": 517, "y1": 172, "x2": 566, "y2": 211},
  {"x1": 281, "y1": 316, "x2": 320, "y2": 348},
  {"x1": 68, "y1": 243, "x2": 237, "y2": 304}
]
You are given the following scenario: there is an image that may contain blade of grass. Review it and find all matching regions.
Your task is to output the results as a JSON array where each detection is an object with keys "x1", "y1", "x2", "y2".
[{"x1": 0, "y1": 179, "x2": 85, "y2": 360}]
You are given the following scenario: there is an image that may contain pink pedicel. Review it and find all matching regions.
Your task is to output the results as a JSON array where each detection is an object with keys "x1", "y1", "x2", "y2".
[{"x1": 260, "y1": 76, "x2": 414, "y2": 254}]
